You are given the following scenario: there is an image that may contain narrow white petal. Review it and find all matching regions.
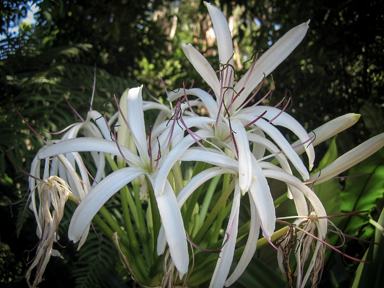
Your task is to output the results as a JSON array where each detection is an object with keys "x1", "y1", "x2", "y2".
[
  {"x1": 249, "y1": 157, "x2": 275, "y2": 237},
  {"x1": 237, "y1": 114, "x2": 309, "y2": 179},
  {"x1": 38, "y1": 138, "x2": 141, "y2": 166},
  {"x1": 261, "y1": 159, "x2": 308, "y2": 214},
  {"x1": 177, "y1": 167, "x2": 236, "y2": 207},
  {"x1": 181, "y1": 43, "x2": 221, "y2": 97},
  {"x1": 89, "y1": 110, "x2": 113, "y2": 140},
  {"x1": 310, "y1": 132, "x2": 384, "y2": 185},
  {"x1": 157, "y1": 225, "x2": 167, "y2": 256},
  {"x1": 56, "y1": 154, "x2": 87, "y2": 200},
  {"x1": 243, "y1": 106, "x2": 315, "y2": 170},
  {"x1": 293, "y1": 113, "x2": 361, "y2": 155},
  {"x1": 179, "y1": 148, "x2": 238, "y2": 170},
  {"x1": 263, "y1": 169, "x2": 327, "y2": 236},
  {"x1": 205, "y1": 2, "x2": 234, "y2": 80},
  {"x1": 210, "y1": 181, "x2": 241, "y2": 288},
  {"x1": 126, "y1": 86, "x2": 150, "y2": 163},
  {"x1": 154, "y1": 130, "x2": 212, "y2": 195},
  {"x1": 225, "y1": 194, "x2": 260, "y2": 286},
  {"x1": 247, "y1": 133, "x2": 292, "y2": 174},
  {"x1": 68, "y1": 167, "x2": 144, "y2": 242},
  {"x1": 233, "y1": 21, "x2": 309, "y2": 110},
  {"x1": 155, "y1": 180, "x2": 189, "y2": 274},
  {"x1": 232, "y1": 119, "x2": 253, "y2": 192},
  {"x1": 168, "y1": 88, "x2": 219, "y2": 118}
]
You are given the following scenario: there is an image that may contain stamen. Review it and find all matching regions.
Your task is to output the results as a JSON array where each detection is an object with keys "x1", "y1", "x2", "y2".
[
  {"x1": 294, "y1": 225, "x2": 371, "y2": 264},
  {"x1": 251, "y1": 76, "x2": 275, "y2": 108},
  {"x1": 269, "y1": 97, "x2": 291, "y2": 124},
  {"x1": 64, "y1": 98, "x2": 85, "y2": 122},
  {"x1": 47, "y1": 124, "x2": 77, "y2": 135},
  {"x1": 238, "y1": 77, "x2": 264, "y2": 111},
  {"x1": 144, "y1": 85, "x2": 163, "y2": 104},
  {"x1": 189, "y1": 79, "x2": 195, "y2": 89},
  {"x1": 13, "y1": 104, "x2": 46, "y2": 144},
  {"x1": 259, "y1": 220, "x2": 287, "y2": 254},
  {"x1": 244, "y1": 110, "x2": 267, "y2": 129},
  {"x1": 185, "y1": 233, "x2": 221, "y2": 253},
  {"x1": 90, "y1": 65, "x2": 97, "y2": 110},
  {"x1": 148, "y1": 125, "x2": 153, "y2": 172},
  {"x1": 159, "y1": 75, "x2": 169, "y2": 98}
]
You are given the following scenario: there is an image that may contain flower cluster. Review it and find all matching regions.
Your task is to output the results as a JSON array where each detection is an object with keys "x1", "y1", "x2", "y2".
[{"x1": 23, "y1": 2, "x2": 384, "y2": 288}]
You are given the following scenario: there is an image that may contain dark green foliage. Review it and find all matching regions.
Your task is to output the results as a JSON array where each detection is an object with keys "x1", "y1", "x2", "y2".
[{"x1": 72, "y1": 232, "x2": 125, "y2": 288}]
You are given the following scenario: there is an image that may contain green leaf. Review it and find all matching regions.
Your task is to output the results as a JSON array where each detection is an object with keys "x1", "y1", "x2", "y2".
[
  {"x1": 351, "y1": 206, "x2": 384, "y2": 288},
  {"x1": 340, "y1": 149, "x2": 384, "y2": 237},
  {"x1": 234, "y1": 257, "x2": 285, "y2": 288}
]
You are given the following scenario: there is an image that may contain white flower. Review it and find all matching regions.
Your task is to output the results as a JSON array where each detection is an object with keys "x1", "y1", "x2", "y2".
[
  {"x1": 37, "y1": 86, "x2": 216, "y2": 276},
  {"x1": 165, "y1": 3, "x2": 318, "y2": 286}
]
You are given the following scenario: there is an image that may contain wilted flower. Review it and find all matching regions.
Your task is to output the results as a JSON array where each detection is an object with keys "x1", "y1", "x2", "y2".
[{"x1": 26, "y1": 174, "x2": 71, "y2": 288}]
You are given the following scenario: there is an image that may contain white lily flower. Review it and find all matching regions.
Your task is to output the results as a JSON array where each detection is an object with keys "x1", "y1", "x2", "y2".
[
  {"x1": 37, "y1": 86, "x2": 222, "y2": 276},
  {"x1": 158, "y1": 3, "x2": 318, "y2": 285},
  {"x1": 174, "y1": 2, "x2": 315, "y2": 188}
]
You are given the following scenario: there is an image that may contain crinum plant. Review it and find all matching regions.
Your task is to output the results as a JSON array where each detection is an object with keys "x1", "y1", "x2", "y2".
[{"x1": 17, "y1": 2, "x2": 384, "y2": 288}]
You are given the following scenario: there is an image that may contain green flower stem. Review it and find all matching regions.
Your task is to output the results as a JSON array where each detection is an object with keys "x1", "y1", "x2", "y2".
[
  {"x1": 98, "y1": 206, "x2": 149, "y2": 278},
  {"x1": 105, "y1": 153, "x2": 139, "y2": 224},
  {"x1": 92, "y1": 215, "x2": 146, "y2": 284},
  {"x1": 172, "y1": 161, "x2": 184, "y2": 195},
  {"x1": 133, "y1": 183, "x2": 153, "y2": 267},
  {"x1": 120, "y1": 185, "x2": 139, "y2": 237},
  {"x1": 274, "y1": 192, "x2": 288, "y2": 207},
  {"x1": 193, "y1": 179, "x2": 235, "y2": 245},
  {"x1": 103, "y1": 154, "x2": 150, "y2": 276},
  {"x1": 257, "y1": 226, "x2": 289, "y2": 248},
  {"x1": 211, "y1": 173, "x2": 232, "y2": 243},
  {"x1": 183, "y1": 162, "x2": 209, "y2": 228},
  {"x1": 117, "y1": 237, "x2": 147, "y2": 284},
  {"x1": 199, "y1": 175, "x2": 221, "y2": 228},
  {"x1": 184, "y1": 182, "x2": 205, "y2": 232},
  {"x1": 119, "y1": 186, "x2": 143, "y2": 264},
  {"x1": 146, "y1": 178, "x2": 161, "y2": 254}
]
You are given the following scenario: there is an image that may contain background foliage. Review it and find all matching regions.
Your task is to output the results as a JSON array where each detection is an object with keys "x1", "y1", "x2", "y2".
[{"x1": 1, "y1": 0, "x2": 383, "y2": 287}]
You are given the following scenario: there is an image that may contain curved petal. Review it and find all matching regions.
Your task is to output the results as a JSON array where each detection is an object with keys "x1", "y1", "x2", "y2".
[
  {"x1": 210, "y1": 180, "x2": 241, "y2": 288},
  {"x1": 310, "y1": 132, "x2": 384, "y2": 184},
  {"x1": 249, "y1": 157, "x2": 275, "y2": 237},
  {"x1": 89, "y1": 110, "x2": 113, "y2": 140},
  {"x1": 155, "y1": 180, "x2": 189, "y2": 275},
  {"x1": 231, "y1": 119, "x2": 252, "y2": 192},
  {"x1": 292, "y1": 113, "x2": 360, "y2": 155},
  {"x1": 247, "y1": 133, "x2": 292, "y2": 175},
  {"x1": 225, "y1": 193, "x2": 260, "y2": 286},
  {"x1": 68, "y1": 167, "x2": 144, "y2": 242},
  {"x1": 233, "y1": 21, "x2": 309, "y2": 110},
  {"x1": 179, "y1": 148, "x2": 238, "y2": 170},
  {"x1": 242, "y1": 106, "x2": 315, "y2": 170},
  {"x1": 205, "y1": 2, "x2": 234, "y2": 88},
  {"x1": 181, "y1": 43, "x2": 221, "y2": 98},
  {"x1": 237, "y1": 114, "x2": 309, "y2": 180},
  {"x1": 126, "y1": 86, "x2": 150, "y2": 163},
  {"x1": 154, "y1": 130, "x2": 212, "y2": 195},
  {"x1": 168, "y1": 88, "x2": 219, "y2": 119},
  {"x1": 177, "y1": 167, "x2": 236, "y2": 207},
  {"x1": 38, "y1": 138, "x2": 141, "y2": 166},
  {"x1": 263, "y1": 169, "x2": 327, "y2": 236}
]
